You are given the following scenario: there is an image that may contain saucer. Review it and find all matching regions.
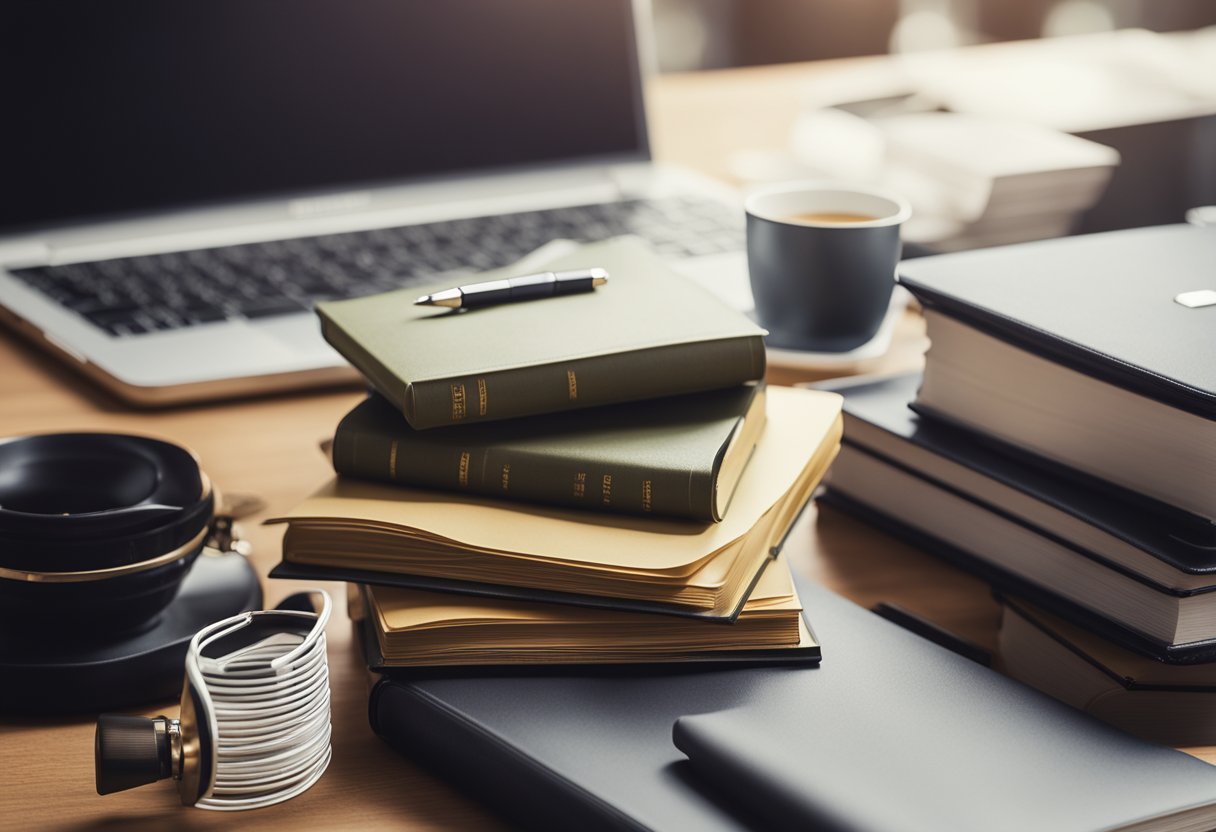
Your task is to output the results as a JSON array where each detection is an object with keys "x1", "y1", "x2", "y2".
[{"x1": 762, "y1": 287, "x2": 911, "y2": 371}]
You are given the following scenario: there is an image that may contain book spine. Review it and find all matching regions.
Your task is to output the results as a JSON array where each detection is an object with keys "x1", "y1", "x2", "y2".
[
  {"x1": 369, "y1": 680, "x2": 646, "y2": 832},
  {"x1": 406, "y1": 335, "x2": 765, "y2": 429},
  {"x1": 333, "y1": 420, "x2": 716, "y2": 522}
]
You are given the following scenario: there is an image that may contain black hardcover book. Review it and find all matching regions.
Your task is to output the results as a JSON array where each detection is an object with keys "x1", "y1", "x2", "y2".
[
  {"x1": 898, "y1": 225, "x2": 1216, "y2": 416},
  {"x1": 368, "y1": 580, "x2": 1216, "y2": 832},
  {"x1": 898, "y1": 224, "x2": 1216, "y2": 521},
  {"x1": 820, "y1": 487, "x2": 1216, "y2": 663},
  {"x1": 822, "y1": 376, "x2": 1216, "y2": 662},
  {"x1": 834, "y1": 373, "x2": 1216, "y2": 583}
]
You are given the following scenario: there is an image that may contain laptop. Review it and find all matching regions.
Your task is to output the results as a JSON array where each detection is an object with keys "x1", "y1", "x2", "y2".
[{"x1": 0, "y1": 0, "x2": 750, "y2": 405}]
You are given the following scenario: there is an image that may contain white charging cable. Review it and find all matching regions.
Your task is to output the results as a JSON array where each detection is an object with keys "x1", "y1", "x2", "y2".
[{"x1": 186, "y1": 590, "x2": 333, "y2": 811}]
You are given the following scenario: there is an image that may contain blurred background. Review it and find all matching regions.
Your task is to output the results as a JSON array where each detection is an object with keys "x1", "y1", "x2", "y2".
[
  {"x1": 651, "y1": 0, "x2": 1216, "y2": 70},
  {"x1": 649, "y1": 0, "x2": 1216, "y2": 242}
]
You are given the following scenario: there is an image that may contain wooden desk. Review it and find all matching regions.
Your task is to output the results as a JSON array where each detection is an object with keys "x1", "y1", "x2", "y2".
[{"x1": 1, "y1": 64, "x2": 1211, "y2": 832}]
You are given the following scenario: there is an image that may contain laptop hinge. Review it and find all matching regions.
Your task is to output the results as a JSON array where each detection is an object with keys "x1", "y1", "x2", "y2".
[
  {"x1": 0, "y1": 239, "x2": 52, "y2": 268},
  {"x1": 288, "y1": 191, "x2": 373, "y2": 219}
]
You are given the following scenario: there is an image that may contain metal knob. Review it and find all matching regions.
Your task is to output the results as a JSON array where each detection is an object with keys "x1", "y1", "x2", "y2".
[{"x1": 95, "y1": 714, "x2": 178, "y2": 795}]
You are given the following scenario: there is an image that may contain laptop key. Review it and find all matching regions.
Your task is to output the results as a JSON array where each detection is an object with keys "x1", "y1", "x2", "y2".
[
  {"x1": 239, "y1": 297, "x2": 308, "y2": 319},
  {"x1": 181, "y1": 304, "x2": 229, "y2": 324},
  {"x1": 11, "y1": 195, "x2": 745, "y2": 338}
]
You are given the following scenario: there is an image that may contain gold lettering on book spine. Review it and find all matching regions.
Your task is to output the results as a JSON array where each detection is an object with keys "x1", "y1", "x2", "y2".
[
  {"x1": 601, "y1": 474, "x2": 613, "y2": 505},
  {"x1": 458, "y1": 451, "x2": 470, "y2": 487},
  {"x1": 573, "y1": 471, "x2": 587, "y2": 499},
  {"x1": 388, "y1": 440, "x2": 399, "y2": 479},
  {"x1": 641, "y1": 480, "x2": 652, "y2": 512},
  {"x1": 451, "y1": 384, "x2": 467, "y2": 421},
  {"x1": 500, "y1": 463, "x2": 510, "y2": 492},
  {"x1": 477, "y1": 378, "x2": 488, "y2": 416},
  {"x1": 567, "y1": 370, "x2": 578, "y2": 401}
]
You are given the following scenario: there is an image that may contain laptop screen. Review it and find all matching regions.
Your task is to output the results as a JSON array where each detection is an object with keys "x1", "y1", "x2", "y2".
[{"x1": 0, "y1": 0, "x2": 648, "y2": 234}]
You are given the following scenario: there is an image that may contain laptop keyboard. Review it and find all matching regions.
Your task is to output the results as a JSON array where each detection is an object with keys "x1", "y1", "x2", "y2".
[{"x1": 10, "y1": 196, "x2": 744, "y2": 337}]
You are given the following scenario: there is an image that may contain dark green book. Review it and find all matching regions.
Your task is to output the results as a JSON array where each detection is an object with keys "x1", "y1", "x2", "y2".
[
  {"x1": 316, "y1": 237, "x2": 766, "y2": 430},
  {"x1": 332, "y1": 384, "x2": 766, "y2": 523}
]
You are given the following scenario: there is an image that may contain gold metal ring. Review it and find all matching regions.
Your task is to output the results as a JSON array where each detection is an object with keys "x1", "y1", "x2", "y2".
[{"x1": 0, "y1": 525, "x2": 210, "y2": 583}]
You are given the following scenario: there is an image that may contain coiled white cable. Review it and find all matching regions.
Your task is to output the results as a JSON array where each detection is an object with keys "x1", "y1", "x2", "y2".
[{"x1": 185, "y1": 590, "x2": 333, "y2": 811}]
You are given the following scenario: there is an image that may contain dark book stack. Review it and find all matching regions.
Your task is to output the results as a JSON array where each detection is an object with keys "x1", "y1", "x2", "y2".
[
  {"x1": 820, "y1": 224, "x2": 1216, "y2": 743},
  {"x1": 269, "y1": 237, "x2": 846, "y2": 668}
]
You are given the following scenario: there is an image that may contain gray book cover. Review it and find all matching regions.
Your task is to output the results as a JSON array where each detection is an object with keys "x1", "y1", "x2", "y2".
[{"x1": 370, "y1": 578, "x2": 1216, "y2": 831}]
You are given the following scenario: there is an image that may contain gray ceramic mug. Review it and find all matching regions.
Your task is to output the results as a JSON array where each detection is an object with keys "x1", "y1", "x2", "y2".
[{"x1": 746, "y1": 183, "x2": 911, "y2": 352}]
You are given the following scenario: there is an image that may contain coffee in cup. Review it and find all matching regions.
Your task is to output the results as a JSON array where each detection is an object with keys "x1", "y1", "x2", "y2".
[
  {"x1": 746, "y1": 183, "x2": 911, "y2": 352},
  {"x1": 783, "y1": 212, "x2": 877, "y2": 225}
]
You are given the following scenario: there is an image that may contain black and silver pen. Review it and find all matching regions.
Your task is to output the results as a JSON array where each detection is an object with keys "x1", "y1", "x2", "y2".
[{"x1": 414, "y1": 268, "x2": 609, "y2": 309}]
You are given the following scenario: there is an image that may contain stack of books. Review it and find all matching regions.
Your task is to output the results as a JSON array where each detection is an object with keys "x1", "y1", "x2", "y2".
[
  {"x1": 270, "y1": 237, "x2": 844, "y2": 667},
  {"x1": 820, "y1": 224, "x2": 1216, "y2": 742},
  {"x1": 878, "y1": 112, "x2": 1119, "y2": 251}
]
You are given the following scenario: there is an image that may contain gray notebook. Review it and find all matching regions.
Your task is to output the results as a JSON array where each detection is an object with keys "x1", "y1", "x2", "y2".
[
  {"x1": 371, "y1": 578, "x2": 1216, "y2": 831},
  {"x1": 674, "y1": 591, "x2": 1216, "y2": 832}
]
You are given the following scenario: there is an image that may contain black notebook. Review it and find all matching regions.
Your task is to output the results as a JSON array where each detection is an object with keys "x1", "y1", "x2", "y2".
[
  {"x1": 898, "y1": 224, "x2": 1216, "y2": 521},
  {"x1": 367, "y1": 579, "x2": 1216, "y2": 832}
]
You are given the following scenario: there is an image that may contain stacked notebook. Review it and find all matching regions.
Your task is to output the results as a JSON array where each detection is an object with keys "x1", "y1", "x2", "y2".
[
  {"x1": 820, "y1": 224, "x2": 1216, "y2": 737},
  {"x1": 270, "y1": 237, "x2": 844, "y2": 667}
]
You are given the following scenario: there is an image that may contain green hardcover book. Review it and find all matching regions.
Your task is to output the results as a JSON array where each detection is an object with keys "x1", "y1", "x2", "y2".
[
  {"x1": 333, "y1": 384, "x2": 766, "y2": 523},
  {"x1": 316, "y1": 237, "x2": 767, "y2": 429}
]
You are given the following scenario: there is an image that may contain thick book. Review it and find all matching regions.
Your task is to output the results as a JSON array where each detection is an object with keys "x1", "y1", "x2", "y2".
[
  {"x1": 332, "y1": 384, "x2": 766, "y2": 523},
  {"x1": 831, "y1": 374, "x2": 1216, "y2": 583},
  {"x1": 998, "y1": 596, "x2": 1216, "y2": 747},
  {"x1": 897, "y1": 224, "x2": 1216, "y2": 521},
  {"x1": 316, "y1": 237, "x2": 767, "y2": 429},
  {"x1": 822, "y1": 445, "x2": 1216, "y2": 663},
  {"x1": 825, "y1": 374, "x2": 1216, "y2": 660},
  {"x1": 270, "y1": 386, "x2": 842, "y2": 621},
  {"x1": 367, "y1": 579, "x2": 1216, "y2": 832},
  {"x1": 359, "y1": 555, "x2": 819, "y2": 668}
]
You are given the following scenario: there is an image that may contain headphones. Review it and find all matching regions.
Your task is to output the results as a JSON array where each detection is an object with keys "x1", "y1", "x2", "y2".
[{"x1": 0, "y1": 433, "x2": 215, "y2": 634}]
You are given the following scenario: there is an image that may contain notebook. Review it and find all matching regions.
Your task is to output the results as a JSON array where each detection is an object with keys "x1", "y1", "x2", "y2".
[{"x1": 368, "y1": 579, "x2": 1216, "y2": 832}]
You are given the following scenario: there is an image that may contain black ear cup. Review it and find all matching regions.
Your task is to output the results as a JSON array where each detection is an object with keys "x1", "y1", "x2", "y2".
[{"x1": 0, "y1": 433, "x2": 214, "y2": 634}]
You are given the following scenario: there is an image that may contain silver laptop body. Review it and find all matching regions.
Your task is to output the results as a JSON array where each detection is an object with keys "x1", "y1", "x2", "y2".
[{"x1": 0, "y1": 0, "x2": 748, "y2": 405}]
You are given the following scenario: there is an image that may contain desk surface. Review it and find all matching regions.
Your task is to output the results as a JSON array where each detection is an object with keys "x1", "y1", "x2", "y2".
[{"x1": 2, "y1": 63, "x2": 1212, "y2": 832}]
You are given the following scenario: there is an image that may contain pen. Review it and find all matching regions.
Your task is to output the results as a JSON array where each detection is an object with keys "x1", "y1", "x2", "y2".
[{"x1": 414, "y1": 268, "x2": 609, "y2": 309}]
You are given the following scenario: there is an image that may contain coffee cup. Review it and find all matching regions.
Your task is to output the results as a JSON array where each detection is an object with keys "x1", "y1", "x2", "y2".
[{"x1": 745, "y1": 183, "x2": 911, "y2": 352}]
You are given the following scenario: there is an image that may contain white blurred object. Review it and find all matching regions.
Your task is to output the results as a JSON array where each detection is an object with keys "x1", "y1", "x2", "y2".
[
  {"x1": 789, "y1": 108, "x2": 886, "y2": 181},
  {"x1": 1043, "y1": 0, "x2": 1117, "y2": 38},
  {"x1": 727, "y1": 148, "x2": 816, "y2": 185},
  {"x1": 779, "y1": 108, "x2": 1119, "y2": 250},
  {"x1": 1188, "y1": 206, "x2": 1216, "y2": 227},
  {"x1": 904, "y1": 29, "x2": 1216, "y2": 133},
  {"x1": 890, "y1": 7, "x2": 964, "y2": 53},
  {"x1": 874, "y1": 112, "x2": 1119, "y2": 249}
]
